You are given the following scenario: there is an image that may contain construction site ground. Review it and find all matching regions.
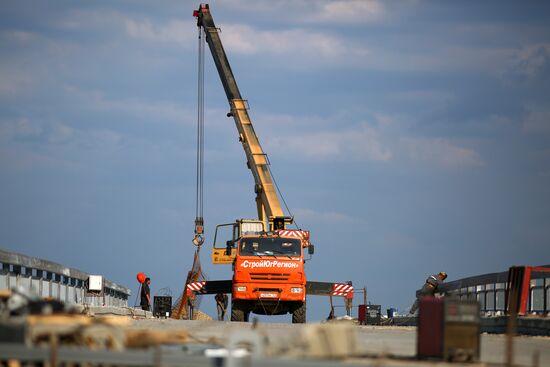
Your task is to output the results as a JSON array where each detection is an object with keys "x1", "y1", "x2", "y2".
[{"x1": 130, "y1": 318, "x2": 550, "y2": 366}]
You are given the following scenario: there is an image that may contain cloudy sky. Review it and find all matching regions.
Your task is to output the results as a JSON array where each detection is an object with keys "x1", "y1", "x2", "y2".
[{"x1": 1, "y1": 1, "x2": 549, "y2": 320}]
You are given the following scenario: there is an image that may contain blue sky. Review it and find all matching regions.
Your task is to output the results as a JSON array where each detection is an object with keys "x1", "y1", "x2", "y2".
[{"x1": 1, "y1": 1, "x2": 549, "y2": 320}]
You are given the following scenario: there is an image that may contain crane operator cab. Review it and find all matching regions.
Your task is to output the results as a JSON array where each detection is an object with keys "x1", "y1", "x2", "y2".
[
  {"x1": 211, "y1": 220, "x2": 263, "y2": 264},
  {"x1": 211, "y1": 219, "x2": 313, "y2": 262}
]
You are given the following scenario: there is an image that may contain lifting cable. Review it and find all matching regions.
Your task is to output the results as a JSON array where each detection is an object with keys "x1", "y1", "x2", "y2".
[
  {"x1": 266, "y1": 162, "x2": 300, "y2": 230},
  {"x1": 175, "y1": 25, "x2": 206, "y2": 320},
  {"x1": 193, "y1": 24, "x2": 205, "y2": 248}
]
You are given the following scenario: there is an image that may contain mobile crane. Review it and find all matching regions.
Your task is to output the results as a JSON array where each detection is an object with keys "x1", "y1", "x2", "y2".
[{"x1": 187, "y1": 4, "x2": 352, "y2": 323}]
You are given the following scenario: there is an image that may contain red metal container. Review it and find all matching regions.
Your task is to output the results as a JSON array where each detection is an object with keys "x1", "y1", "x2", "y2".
[
  {"x1": 417, "y1": 297, "x2": 444, "y2": 359},
  {"x1": 358, "y1": 304, "x2": 367, "y2": 325}
]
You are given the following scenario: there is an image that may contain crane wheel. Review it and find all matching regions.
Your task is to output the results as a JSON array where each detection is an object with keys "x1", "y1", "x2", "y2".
[{"x1": 292, "y1": 302, "x2": 306, "y2": 324}]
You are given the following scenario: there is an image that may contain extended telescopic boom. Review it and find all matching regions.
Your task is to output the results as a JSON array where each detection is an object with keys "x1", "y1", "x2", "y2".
[{"x1": 194, "y1": 4, "x2": 290, "y2": 229}]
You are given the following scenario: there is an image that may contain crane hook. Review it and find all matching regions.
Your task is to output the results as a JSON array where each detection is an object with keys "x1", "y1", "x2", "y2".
[
  {"x1": 192, "y1": 234, "x2": 204, "y2": 247},
  {"x1": 193, "y1": 217, "x2": 204, "y2": 247}
]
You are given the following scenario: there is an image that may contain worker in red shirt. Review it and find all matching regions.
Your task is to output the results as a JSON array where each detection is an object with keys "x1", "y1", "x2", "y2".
[{"x1": 409, "y1": 272, "x2": 447, "y2": 315}]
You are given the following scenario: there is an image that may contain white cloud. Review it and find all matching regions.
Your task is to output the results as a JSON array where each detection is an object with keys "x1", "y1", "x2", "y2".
[
  {"x1": 0, "y1": 64, "x2": 36, "y2": 96},
  {"x1": 13, "y1": 118, "x2": 43, "y2": 137},
  {"x1": 218, "y1": 0, "x2": 384, "y2": 24},
  {"x1": 453, "y1": 114, "x2": 514, "y2": 135},
  {"x1": 42, "y1": 4, "x2": 527, "y2": 74},
  {"x1": 118, "y1": 11, "x2": 370, "y2": 67},
  {"x1": 392, "y1": 90, "x2": 456, "y2": 107},
  {"x1": 53, "y1": 9, "x2": 127, "y2": 32},
  {"x1": 0, "y1": 30, "x2": 36, "y2": 42},
  {"x1": 108, "y1": 2, "x2": 381, "y2": 70},
  {"x1": 400, "y1": 137, "x2": 483, "y2": 168},
  {"x1": 267, "y1": 124, "x2": 392, "y2": 162},
  {"x1": 0, "y1": 116, "x2": 123, "y2": 151},
  {"x1": 87, "y1": 129, "x2": 123, "y2": 148},
  {"x1": 373, "y1": 113, "x2": 396, "y2": 127},
  {"x1": 124, "y1": 19, "x2": 195, "y2": 47},
  {"x1": 261, "y1": 112, "x2": 484, "y2": 169},
  {"x1": 0, "y1": 143, "x2": 78, "y2": 172},
  {"x1": 380, "y1": 45, "x2": 517, "y2": 73},
  {"x1": 511, "y1": 43, "x2": 550, "y2": 79},
  {"x1": 47, "y1": 123, "x2": 74, "y2": 144},
  {"x1": 205, "y1": 4, "x2": 533, "y2": 74},
  {"x1": 0, "y1": 118, "x2": 73, "y2": 145},
  {"x1": 254, "y1": 112, "x2": 329, "y2": 127},
  {"x1": 70, "y1": 88, "x2": 194, "y2": 126},
  {"x1": 47, "y1": 9, "x2": 196, "y2": 49},
  {"x1": 221, "y1": 24, "x2": 368, "y2": 62},
  {"x1": 304, "y1": 0, "x2": 384, "y2": 24}
]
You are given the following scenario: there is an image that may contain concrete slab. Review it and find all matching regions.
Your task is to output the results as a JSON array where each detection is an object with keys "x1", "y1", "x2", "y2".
[{"x1": 87, "y1": 306, "x2": 153, "y2": 318}]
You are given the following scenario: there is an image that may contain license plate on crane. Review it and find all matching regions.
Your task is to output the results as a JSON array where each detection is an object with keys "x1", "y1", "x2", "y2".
[{"x1": 259, "y1": 293, "x2": 278, "y2": 298}]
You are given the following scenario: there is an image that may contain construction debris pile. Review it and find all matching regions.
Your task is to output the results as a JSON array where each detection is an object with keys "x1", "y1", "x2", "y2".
[{"x1": 0, "y1": 286, "x2": 369, "y2": 366}]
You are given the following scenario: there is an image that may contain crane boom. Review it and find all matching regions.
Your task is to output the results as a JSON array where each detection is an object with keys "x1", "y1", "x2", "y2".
[
  {"x1": 188, "y1": 5, "x2": 353, "y2": 324},
  {"x1": 195, "y1": 4, "x2": 288, "y2": 228}
]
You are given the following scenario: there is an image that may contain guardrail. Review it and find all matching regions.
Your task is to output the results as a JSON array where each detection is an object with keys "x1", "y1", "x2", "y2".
[
  {"x1": 437, "y1": 265, "x2": 550, "y2": 315},
  {"x1": 0, "y1": 248, "x2": 130, "y2": 307}
]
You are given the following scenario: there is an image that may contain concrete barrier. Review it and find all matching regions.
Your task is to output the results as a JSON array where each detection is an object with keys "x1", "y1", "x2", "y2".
[
  {"x1": 436, "y1": 265, "x2": 550, "y2": 316},
  {"x1": 0, "y1": 248, "x2": 130, "y2": 307},
  {"x1": 480, "y1": 316, "x2": 550, "y2": 336}
]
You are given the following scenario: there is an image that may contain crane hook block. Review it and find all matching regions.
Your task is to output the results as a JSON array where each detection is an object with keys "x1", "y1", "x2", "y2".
[
  {"x1": 195, "y1": 217, "x2": 204, "y2": 234},
  {"x1": 193, "y1": 217, "x2": 205, "y2": 246},
  {"x1": 192, "y1": 234, "x2": 204, "y2": 247}
]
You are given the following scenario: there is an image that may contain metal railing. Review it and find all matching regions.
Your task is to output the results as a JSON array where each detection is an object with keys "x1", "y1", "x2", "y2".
[
  {"x1": 0, "y1": 248, "x2": 130, "y2": 307},
  {"x1": 437, "y1": 265, "x2": 550, "y2": 315}
]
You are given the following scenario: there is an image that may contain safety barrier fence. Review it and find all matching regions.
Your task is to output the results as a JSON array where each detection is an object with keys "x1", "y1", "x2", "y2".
[
  {"x1": 0, "y1": 248, "x2": 130, "y2": 307},
  {"x1": 437, "y1": 265, "x2": 550, "y2": 315}
]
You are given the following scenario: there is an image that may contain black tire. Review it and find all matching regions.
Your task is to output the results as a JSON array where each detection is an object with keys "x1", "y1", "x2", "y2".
[
  {"x1": 231, "y1": 301, "x2": 246, "y2": 322},
  {"x1": 292, "y1": 302, "x2": 306, "y2": 324}
]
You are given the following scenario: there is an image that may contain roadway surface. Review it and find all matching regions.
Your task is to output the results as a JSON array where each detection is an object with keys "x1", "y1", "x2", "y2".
[{"x1": 130, "y1": 318, "x2": 550, "y2": 366}]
